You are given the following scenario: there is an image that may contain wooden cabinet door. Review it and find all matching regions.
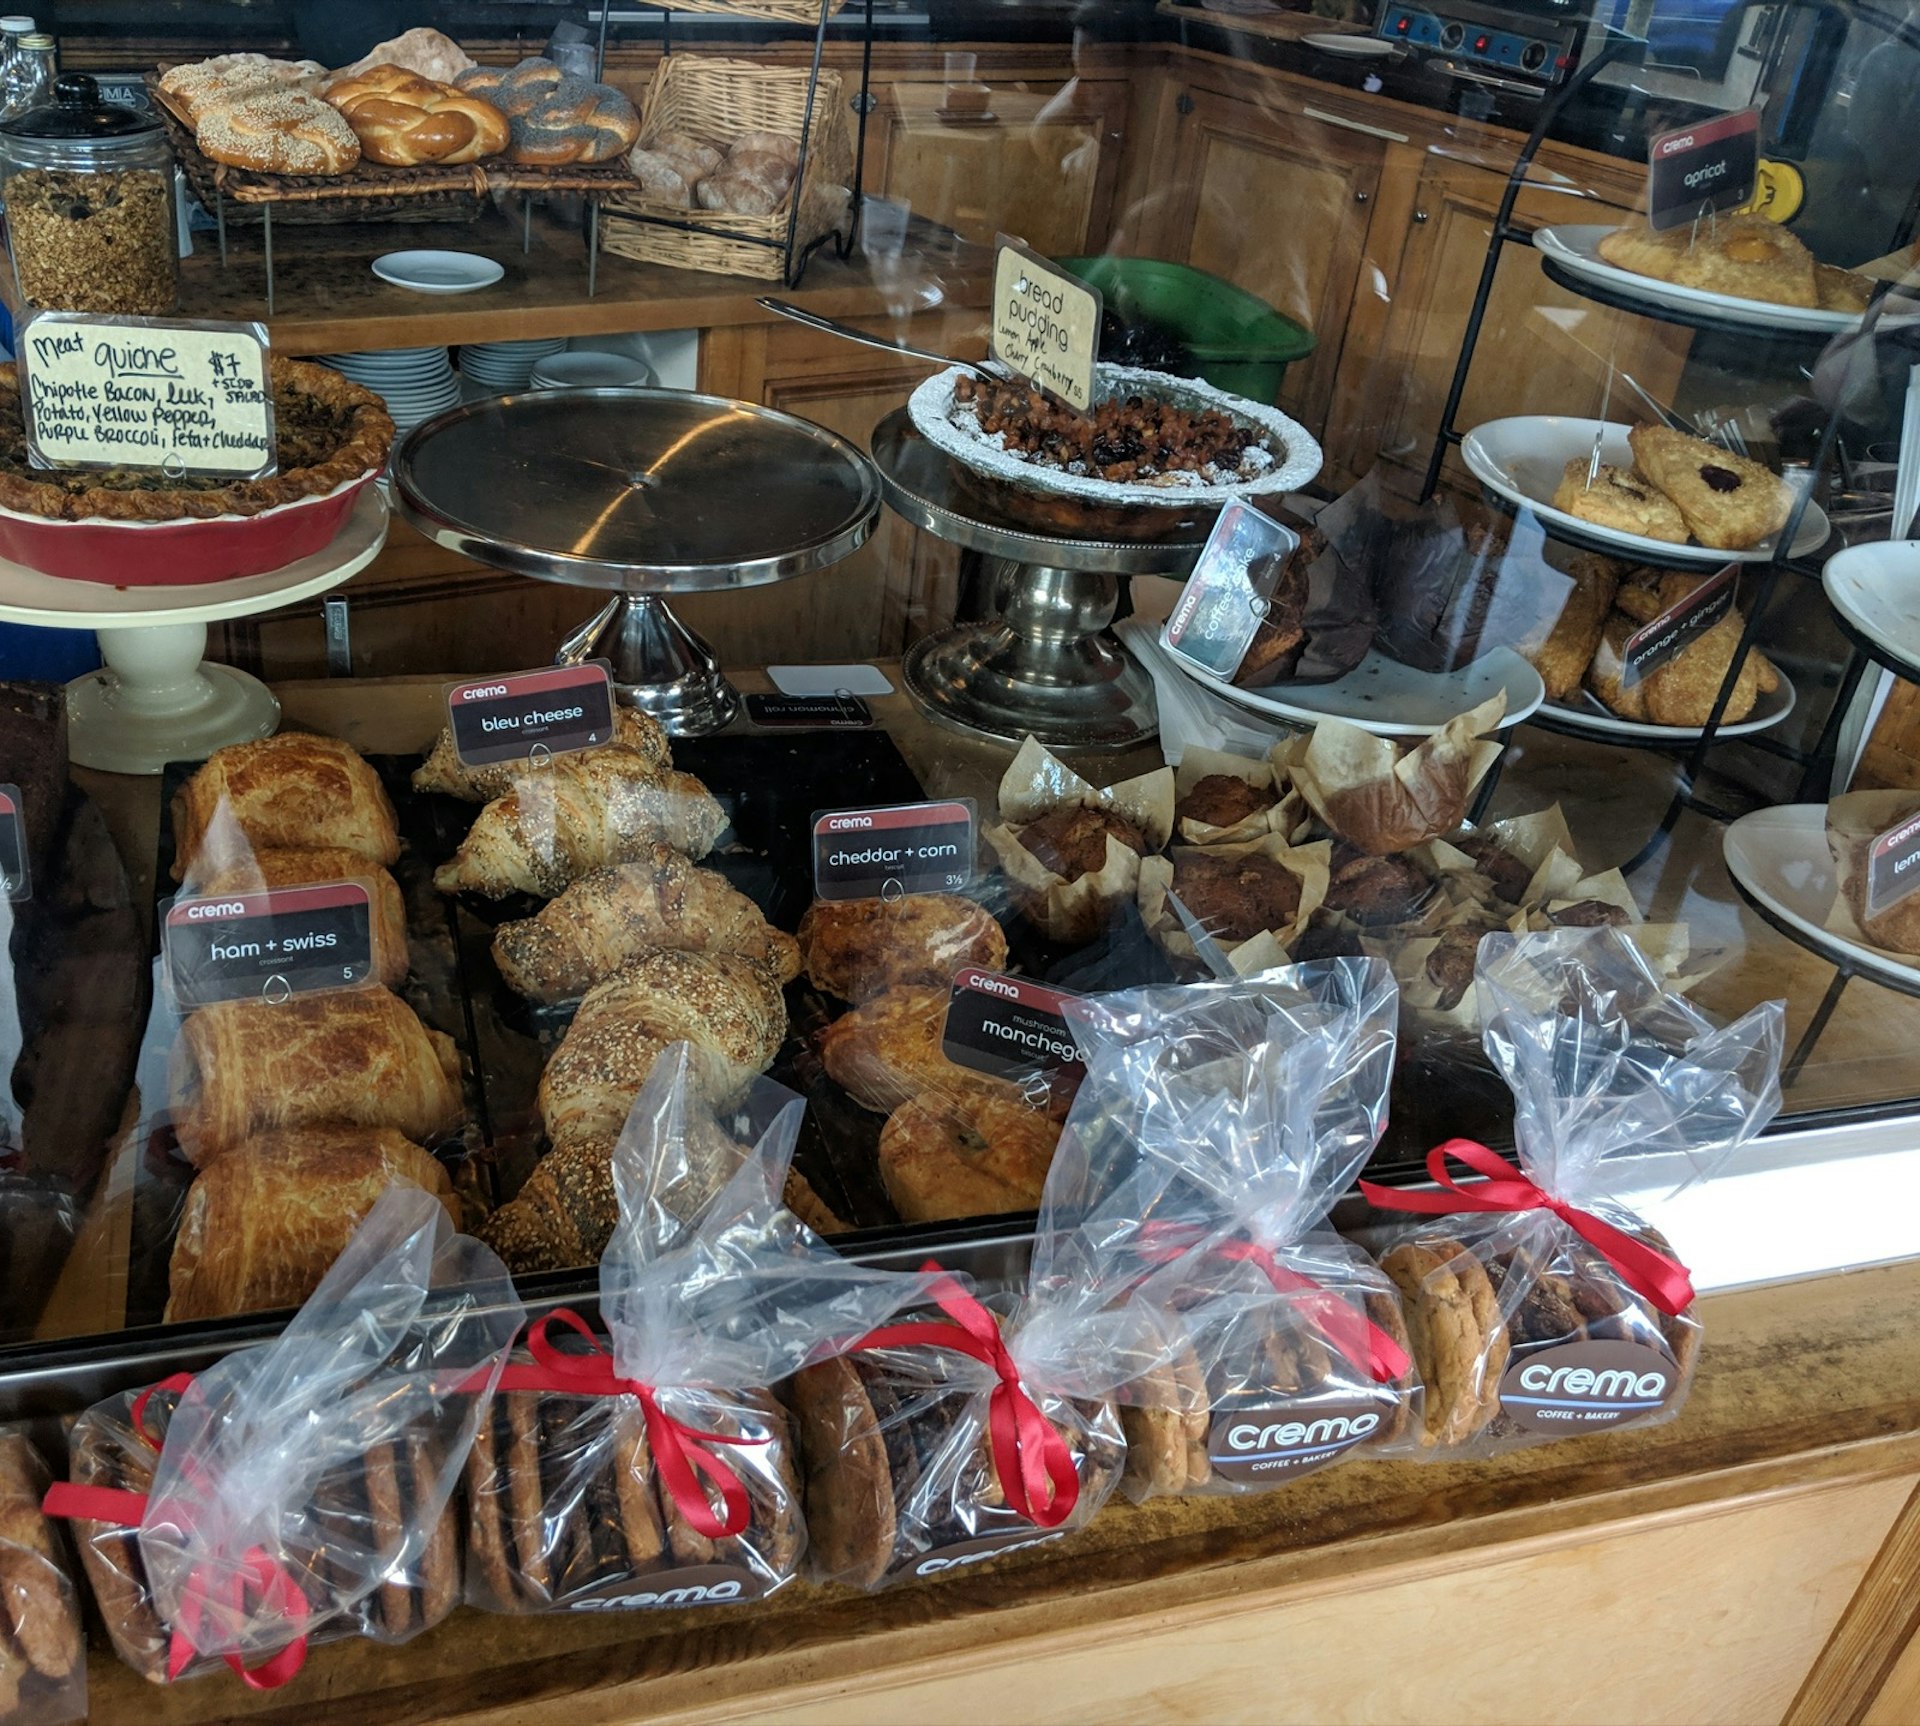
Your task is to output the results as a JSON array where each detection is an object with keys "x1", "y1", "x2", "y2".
[
  {"x1": 686, "y1": 307, "x2": 987, "y2": 665},
  {"x1": 1359, "y1": 148, "x2": 1694, "y2": 498},
  {"x1": 874, "y1": 79, "x2": 1130, "y2": 259},
  {"x1": 1153, "y1": 86, "x2": 1387, "y2": 434}
]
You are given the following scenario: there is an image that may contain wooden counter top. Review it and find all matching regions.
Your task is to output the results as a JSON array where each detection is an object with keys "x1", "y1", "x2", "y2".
[{"x1": 170, "y1": 211, "x2": 991, "y2": 356}]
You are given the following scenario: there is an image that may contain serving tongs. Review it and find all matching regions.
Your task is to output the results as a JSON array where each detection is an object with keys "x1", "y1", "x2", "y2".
[{"x1": 756, "y1": 298, "x2": 1002, "y2": 387}]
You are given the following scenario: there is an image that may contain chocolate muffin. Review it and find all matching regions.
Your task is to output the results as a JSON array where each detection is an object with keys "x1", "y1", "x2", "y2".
[
  {"x1": 1548, "y1": 898, "x2": 1630, "y2": 928},
  {"x1": 1018, "y1": 805, "x2": 1150, "y2": 883},
  {"x1": 1176, "y1": 774, "x2": 1278, "y2": 831},
  {"x1": 1454, "y1": 834, "x2": 1533, "y2": 904},
  {"x1": 1323, "y1": 843, "x2": 1433, "y2": 927},
  {"x1": 1287, "y1": 918, "x2": 1367, "y2": 963},
  {"x1": 1170, "y1": 851, "x2": 1303, "y2": 943},
  {"x1": 1424, "y1": 926, "x2": 1485, "y2": 1011}
]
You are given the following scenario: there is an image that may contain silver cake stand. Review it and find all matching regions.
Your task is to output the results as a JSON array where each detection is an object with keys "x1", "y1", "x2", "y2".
[
  {"x1": 393, "y1": 387, "x2": 882, "y2": 733},
  {"x1": 871, "y1": 408, "x2": 1212, "y2": 750}
]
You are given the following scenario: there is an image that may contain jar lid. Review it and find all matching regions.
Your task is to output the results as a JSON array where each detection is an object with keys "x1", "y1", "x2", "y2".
[
  {"x1": 0, "y1": 16, "x2": 35, "y2": 31},
  {"x1": 1, "y1": 73, "x2": 162, "y2": 140}
]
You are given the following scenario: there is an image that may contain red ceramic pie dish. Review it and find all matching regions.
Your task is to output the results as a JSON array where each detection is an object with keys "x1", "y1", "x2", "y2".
[{"x1": 0, "y1": 472, "x2": 374, "y2": 587}]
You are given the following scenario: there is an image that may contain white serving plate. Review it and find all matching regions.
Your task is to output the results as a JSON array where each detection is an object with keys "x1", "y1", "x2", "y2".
[
  {"x1": 1823, "y1": 539, "x2": 1920, "y2": 679},
  {"x1": 1534, "y1": 224, "x2": 1920, "y2": 337},
  {"x1": 909, "y1": 362, "x2": 1322, "y2": 513},
  {"x1": 1461, "y1": 415, "x2": 1831, "y2": 566},
  {"x1": 1530, "y1": 668, "x2": 1796, "y2": 744},
  {"x1": 1723, "y1": 803, "x2": 1920, "y2": 997},
  {"x1": 373, "y1": 250, "x2": 506, "y2": 295},
  {"x1": 1141, "y1": 627, "x2": 1544, "y2": 738},
  {"x1": 1304, "y1": 32, "x2": 1398, "y2": 54}
]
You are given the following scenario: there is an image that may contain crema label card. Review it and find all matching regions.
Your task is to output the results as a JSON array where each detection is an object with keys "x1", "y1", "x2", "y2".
[
  {"x1": 811, "y1": 800, "x2": 976, "y2": 900},
  {"x1": 164, "y1": 883, "x2": 375, "y2": 1008},
  {"x1": 446, "y1": 664, "x2": 617, "y2": 768},
  {"x1": 1647, "y1": 108, "x2": 1761, "y2": 233}
]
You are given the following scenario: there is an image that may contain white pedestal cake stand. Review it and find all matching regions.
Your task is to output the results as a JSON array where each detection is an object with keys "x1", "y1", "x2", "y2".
[{"x1": 0, "y1": 486, "x2": 389, "y2": 774}]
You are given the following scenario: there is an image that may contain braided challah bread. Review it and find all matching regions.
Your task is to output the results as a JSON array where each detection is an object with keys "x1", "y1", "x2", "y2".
[
  {"x1": 160, "y1": 54, "x2": 325, "y2": 124},
  {"x1": 455, "y1": 56, "x2": 638, "y2": 165},
  {"x1": 324, "y1": 65, "x2": 508, "y2": 166},
  {"x1": 196, "y1": 87, "x2": 360, "y2": 175}
]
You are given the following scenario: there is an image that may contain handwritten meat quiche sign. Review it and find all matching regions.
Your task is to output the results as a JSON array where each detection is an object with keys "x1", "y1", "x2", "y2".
[{"x1": 16, "y1": 311, "x2": 276, "y2": 477}]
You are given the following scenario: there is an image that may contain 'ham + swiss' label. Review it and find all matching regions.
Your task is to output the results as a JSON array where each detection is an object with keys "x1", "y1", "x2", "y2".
[{"x1": 164, "y1": 883, "x2": 375, "y2": 1008}]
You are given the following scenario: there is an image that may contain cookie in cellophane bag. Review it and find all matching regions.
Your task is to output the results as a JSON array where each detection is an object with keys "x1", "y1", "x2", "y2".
[
  {"x1": 1361, "y1": 926, "x2": 1782, "y2": 1457},
  {"x1": 52, "y1": 1187, "x2": 522, "y2": 1688},
  {"x1": 0, "y1": 1431, "x2": 84, "y2": 1723},
  {"x1": 1053, "y1": 959, "x2": 1418, "y2": 1497},
  {"x1": 787, "y1": 1288, "x2": 1125, "y2": 1590},
  {"x1": 463, "y1": 1043, "x2": 934, "y2": 1614}
]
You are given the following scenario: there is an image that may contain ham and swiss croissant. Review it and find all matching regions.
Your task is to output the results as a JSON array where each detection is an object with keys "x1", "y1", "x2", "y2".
[
  {"x1": 168, "y1": 989, "x2": 463, "y2": 1167},
  {"x1": 432, "y1": 753, "x2": 726, "y2": 897},
  {"x1": 187, "y1": 843, "x2": 409, "y2": 988},
  {"x1": 166, "y1": 1127, "x2": 458, "y2": 1322},
  {"x1": 492, "y1": 845, "x2": 799, "y2": 1003},
  {"x1": 171, "y1": 733, "x2": 399, "y2": 881}
]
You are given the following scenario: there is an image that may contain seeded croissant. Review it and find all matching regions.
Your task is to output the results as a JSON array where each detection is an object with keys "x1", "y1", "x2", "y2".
[
  {"x1": 431, "y1": 752, "x2": 727, "y2": 898},
  {"x1": 492, "y1": 845, "x2": 799, "y2": 1003}
]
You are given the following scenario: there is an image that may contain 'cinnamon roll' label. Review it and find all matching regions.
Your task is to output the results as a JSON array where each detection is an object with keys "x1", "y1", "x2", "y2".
[
  {"x1": 163, "y1": 882, "x2": 375, "y2": 1008},
  {"x1": 446, "y1": 663, "x2": 616, "y2": 768}
]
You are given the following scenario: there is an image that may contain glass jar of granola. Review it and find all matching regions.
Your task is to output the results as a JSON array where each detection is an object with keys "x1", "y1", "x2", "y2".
[{"x1": 0, "y1": 73, "x2": 177, "y2": 316}]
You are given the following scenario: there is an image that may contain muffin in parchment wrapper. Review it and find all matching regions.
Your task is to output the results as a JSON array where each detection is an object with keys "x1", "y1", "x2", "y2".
[
  {"x1": 1826, "y1": 789, "x2": 1920, "y2": 957},
  {"x1": 984, "y1": 735, "x2": 1174, "y2": 945},
  {"x1": 1170, "y1": 744, "x2": 1310, "y2": 847},
  {"x1": 1286, "y1": 693, "x2": 1508, "y2": 856},
  {"x1": 1138, "y1": 834, "x2": 1331, "y2": 976}
]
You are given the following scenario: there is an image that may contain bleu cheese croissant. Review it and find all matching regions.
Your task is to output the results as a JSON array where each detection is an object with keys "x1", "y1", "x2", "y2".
[
  {"x1": 432, "y1": 753, "x2": 726, "y2": 898},
  {"x1": 411, "y1": 705, "x2": 671, "y2": 803},
  {"x1": 491, "y1": 845, "x2": 798, "y2": 1003}
]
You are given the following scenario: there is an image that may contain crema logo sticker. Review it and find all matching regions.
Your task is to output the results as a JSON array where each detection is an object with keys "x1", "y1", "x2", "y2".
[
  {"x1": 1497, "y1": 1339, "x2": 1678, "y2": 1433},
  {"x1": 565, "y1": 1562, "x2": 769, "y2": 1611},
  {"x1": 1206, "y1": 1397, "x2": 1389, "y2": 1484},
  {"x1": 909, "y1": 1528, "x2": 1067, "y2": 1578}
]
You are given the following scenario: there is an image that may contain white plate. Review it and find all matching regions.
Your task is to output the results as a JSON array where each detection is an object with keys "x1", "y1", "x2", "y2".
[
  {"x1": 372, "y1": 251, "x2": 505, "y2": 295},
  {"x1": 1723, "y1": 804, "x2": 1920, "y2": 997},
  {"x1": 1461, "y1": 416, "x2": 1831, "y2": 566},
  {"x1": 1823, "y1": 539, "x2": 1920, "y2": 678},
  {"x1": 1139, "y1": 628, "x2": 1545, "y2": 738},
  {"x1": 1304, "y1": 31, "x2": 1398, "y2": 55},
  {"x1": 1529, "y1": 668, "x2": 1796, "y2": 744},
  {"x1": 1534, "y1": 224, "x2": 1920, "y2": 337}
]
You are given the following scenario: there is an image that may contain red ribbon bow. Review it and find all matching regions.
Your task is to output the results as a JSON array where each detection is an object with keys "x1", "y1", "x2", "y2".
[
  {"x1": 1358, "y1": 1138, "x2": 1695, "y2": 1317},
  {"x1": 42, "y1": 1373, "x2": 310, "y2": 1690},
  {"x1": 848, "y1": 1266, "x2": 1080, "y2": 1530},
  {"x1": 496, "y1": 1308, "x2": 765, "y2": 1542},
  {"x1": 1214, "y1": 1240, "x2": 1412, "y2": 1384}
]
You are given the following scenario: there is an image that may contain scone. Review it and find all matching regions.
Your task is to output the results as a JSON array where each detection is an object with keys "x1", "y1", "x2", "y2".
[
  {"x1": 1597, "y1": 215, "x2": 1818, "y2": 309},
  {"x1": 1626, "y1": 424, "x2": 1793, "y2": 551},
  {"x1": 797, "y1": 895, "x2": 1007, "y2": 1004},
  {"x1": 1521, "y1": 552, "x2": 1622, "y2": 700},
  {"x1": 1551, "y1": 460, "x2": 1689, "y2": 544},
  {"x1": 1584, "y1": 612, "x2": 1651, "y2": 721},
  {"x1": 817, "y1": 985, "x2": 1018, "y2": 1116},
  {"x1": 877, "y1": 1092, "x2": 1061, "y2": 1222},
  {"x1": 1814, "y1": 262, "x2": 1874, "y2": 315},
  {"x1": 1635, "y1": 572, "x2": 1778, "y2": 727}
]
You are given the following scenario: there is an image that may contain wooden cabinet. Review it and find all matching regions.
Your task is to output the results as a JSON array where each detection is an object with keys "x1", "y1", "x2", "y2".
[
  {"x1": 1149, "y1": 82, "x2": 1390, "y2": 437},
  {"x1": 1349, "y1": 145, "x2": 1695, "y2": 499},
  {"x1": 870, "y1": 77, "x2": 1132, "y2": 259}
]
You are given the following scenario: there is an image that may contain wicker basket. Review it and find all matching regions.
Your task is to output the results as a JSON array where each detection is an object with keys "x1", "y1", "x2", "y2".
[
  {"x1": 601, "y1": 55, "x2": 853, "y2": 282},
  {"x1": 658, "y1": 0, "x2": 846, "y2": 19}
]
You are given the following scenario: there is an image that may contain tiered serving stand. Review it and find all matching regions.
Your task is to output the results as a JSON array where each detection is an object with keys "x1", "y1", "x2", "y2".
[
  {"x1": 392, "y1": 387, "x2": 882, "y2": 734},
  {"x1": 0, "y1": 485, "x2": 389, "y2": 773},
  {"x1": 868, "y1": 406, "x2": 1210, "y2": 751}
]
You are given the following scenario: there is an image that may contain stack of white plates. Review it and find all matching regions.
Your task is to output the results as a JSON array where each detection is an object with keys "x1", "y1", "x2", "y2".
[
  {"x1": 458, "y1": 337, "x2": 568, "y2": 392},
  {"x1": 319, "y1": 347, "x2": 461, "y2": 444},
  {"x1": 529, "y1": 352, "x2": 654, "y2": 390}
]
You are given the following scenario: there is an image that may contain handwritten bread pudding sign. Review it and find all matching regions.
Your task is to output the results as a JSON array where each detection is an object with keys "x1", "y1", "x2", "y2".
[
  {"x1": 990, "y1": 237, "x2": 1101, "y2": 412},
  {"x1": 16, "y1": 311, "x2": 276, "y2": 477}
]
